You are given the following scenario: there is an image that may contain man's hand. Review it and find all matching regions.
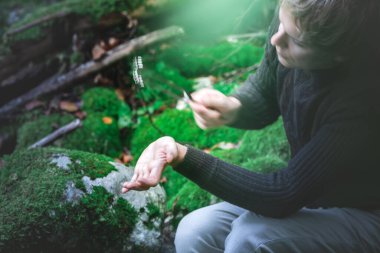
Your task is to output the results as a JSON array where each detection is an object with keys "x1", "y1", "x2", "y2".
[
  {"x1": 189, "y1": 88, "x2": 242, "y2": 129},
  {"x1": 121, "y1": 136, "x2": 187, "y2": 193}
]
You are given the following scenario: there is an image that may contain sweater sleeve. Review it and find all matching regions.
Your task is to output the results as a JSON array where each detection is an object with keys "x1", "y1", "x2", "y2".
[
  {"x1": 174, "y1": 120, "x2": 371, "y2": 218},
  {"x1": 228, "y1": 13, "x2": 281, "y2": 130}
]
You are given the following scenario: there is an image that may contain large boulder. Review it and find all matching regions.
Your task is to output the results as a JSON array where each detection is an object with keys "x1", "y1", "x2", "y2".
[{"x1": 0, "y1": 148, "x2": 165, "y2": 253}]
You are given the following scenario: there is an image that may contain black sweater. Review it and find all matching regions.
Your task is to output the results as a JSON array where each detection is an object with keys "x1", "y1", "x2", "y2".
[{"x1": 174, "y1": 19, "x2": 380, "y2": 218}]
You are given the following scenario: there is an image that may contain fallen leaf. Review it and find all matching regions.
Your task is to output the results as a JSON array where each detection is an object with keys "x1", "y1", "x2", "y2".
[
  {"x1": 102, "y1": 117, "x2": 113, "y2": 125},
  {"x1": 94, "y1": 74, "x2": 113, "y2": 85},
  {"x1": 75, "y1": 111, "x2": 87, "y2": 120},
  {"x1": 211, "y1": 142, "x2": 239, "y2": 150},
  {"x1": 115, "y1": 88, "x2": 125, "y2": 100},
  {"x1": 159, "y1": 176, "x2": 167, "y2": 183},
  {"x1": 99, "y1": 40, "x2": 107, "y2": 50},
  {"x1": 121, "y1": 153, "x2": 133, "y2": 163},
  {"x1": 25, "y1": 100, "x2": 44, "y2": 111},
  {"x1": 60, "y1": 101, "x2": 79, "y2": 112},
  {"x1": 203, "y1": 148, "x2": 211, "y2": 154},
  {"x1": 108, "y1": 37, "x2": 119, "y2": 49},
  {"x1": 92, "y1": 44, "x2": 106, "y2": 60}
]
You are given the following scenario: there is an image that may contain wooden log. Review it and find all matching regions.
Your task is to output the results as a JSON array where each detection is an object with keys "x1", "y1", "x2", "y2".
[
  {"x1": 28, "y1": 119, "x2": 82, "y2": 149},
  {"x1": 0, "y1": 26, "x2": 185, "y2": 116}
]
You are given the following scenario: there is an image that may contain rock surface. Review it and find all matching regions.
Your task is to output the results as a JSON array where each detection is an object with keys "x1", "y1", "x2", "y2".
[{"x1": 0, "y1": 148, "x2": 165, "y2": 252}]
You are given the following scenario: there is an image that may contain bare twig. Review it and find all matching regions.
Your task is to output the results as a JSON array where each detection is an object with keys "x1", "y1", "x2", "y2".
[{"x1": 28, "y1": 119, "x2": 82, "y2": 149}]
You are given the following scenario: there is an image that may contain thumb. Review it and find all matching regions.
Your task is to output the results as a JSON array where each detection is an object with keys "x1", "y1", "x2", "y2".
[{"x1": 194, "y1": 92, "x2": 226, "y2": 111}]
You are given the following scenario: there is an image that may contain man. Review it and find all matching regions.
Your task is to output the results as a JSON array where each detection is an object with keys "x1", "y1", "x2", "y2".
[{"x1": 122, "y1": 0, "x2": 380, "y2": 252}]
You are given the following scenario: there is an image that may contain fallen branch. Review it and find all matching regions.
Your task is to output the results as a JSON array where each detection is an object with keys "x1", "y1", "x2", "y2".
[
  {"x1": 0, "y1": 26, "x2": 185, "y2": 116},
  {"x1": 28, "y1": 119, "x2": 82, "y2": 149}
]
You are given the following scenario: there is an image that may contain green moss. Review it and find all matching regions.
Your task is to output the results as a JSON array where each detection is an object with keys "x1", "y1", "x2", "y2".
[
  {"x1": 144, "y1": 202, "x2": 162, "y2": 230},
  {"x1": 82, "y1": 87, "x2": 124, "y2": 118},
  {"x1": 167, "y1": 181, "x2": 213, "y2": 227},
  {"x1": 238, "y1": 118, "x2": 290, "y2": 161},
  {"x1": 211, "y1": 118, "x2": 290, "y2": 172},
  {"x1": 130, "y1": 108, "x2": 245, "y2": 161},
  {"x1": 159, "y1": 41, "x2": 264, "y2": 78},
  {"x1": 0, "y1": 147, "x2": 138, "y2": 252},
  {"x1": 63, "y1": 113, "x2": 123, "y2": 158},
  {"x1": 16, "y1": 113, "x2": 75, "y2": 150},
  {"x1": 134, "y1": 60, "x2": 194, "y2": 103},
  {"x1": 16, "y1": 112, "x2": 123, "y2": 158},
  {"x1": 160, "y1": 166, "x2": 189, "y2": 203},
  {"x1": 65, "y1": 149, "x2": 115, "y2": 180},
  {"x1": 213, "y1": 81, "x2": 240, "y2": 95}
]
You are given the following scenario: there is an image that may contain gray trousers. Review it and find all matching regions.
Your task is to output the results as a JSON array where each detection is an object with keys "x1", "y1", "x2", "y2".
[{"x1": 174, "y1": 202, "x2": 380, "y2": 253}]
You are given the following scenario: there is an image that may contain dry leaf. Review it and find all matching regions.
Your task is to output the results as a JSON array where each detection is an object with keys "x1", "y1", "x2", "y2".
[
  {"x1": 102, "y1": 117, "x2": 113, "y2": 125},
  {"x1": 108, "y1": 37, "x2": 119, "y2": 49},
  {"x1": 60, "y1": 101, "x2": 79, "y2": 112},
  {"x1": 99, "y1": 40, "x2": 107, "y2": 49},
  {"x1": 94, "y1": 74, "x2": 113, "y2": 85},
  {"x1": 92, "y1": 44, "x2": 106, "y2": 60},
  {"x1": 115, "y1": 88, "x2": 125, "y2": 100},
  {"x1": 121, "y1": 153, "x2": 133, "y2": 164},
  {"x1": 75, "y1": 111, "x2": 87, "y2": 120},
  {"x1": 211, "y1": 142, "x2": 239, "y2": 150},
  {"x1": 203, "y1": 148, "x2": 211, "y2": 154}
]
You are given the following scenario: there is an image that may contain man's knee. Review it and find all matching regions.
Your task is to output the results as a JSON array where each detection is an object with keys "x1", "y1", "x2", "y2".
[
  {"x1": 225, "y1": 212, "x2": 280, "y2": 253},
  {"x1": 175, "y1": 206, "x2": 220, "y2": 251}
]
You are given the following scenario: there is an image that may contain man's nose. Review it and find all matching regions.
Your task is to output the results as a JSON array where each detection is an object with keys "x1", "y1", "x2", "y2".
[{"x1": 271, "y1": 26, "x2": 287, "y2": 48}]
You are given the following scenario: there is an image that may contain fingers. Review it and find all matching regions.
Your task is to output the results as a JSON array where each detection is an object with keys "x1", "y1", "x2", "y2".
[
  {"x1": 190, "y1": 102, "x2": 227, "y2": 129},
  {"x1": 191, "y1": 88, "x2": 227, "y2": 110},
  {"x1": 121, "y1": 137, "x2": 178, "y2": 193}
]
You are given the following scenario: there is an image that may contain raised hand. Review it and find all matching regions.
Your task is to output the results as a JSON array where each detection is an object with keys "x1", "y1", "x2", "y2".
[{"x1": 189, "y1": 88, "x2": 242, "y2": 129}]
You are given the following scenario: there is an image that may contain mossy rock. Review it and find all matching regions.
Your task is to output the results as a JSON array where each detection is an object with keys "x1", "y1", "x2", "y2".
[
  {"x1": 130, "y1": 108, "x2": 245, "y2": 162},
  {"x1": 0, "y1": 148, "x2": 165, "y2": 253}
]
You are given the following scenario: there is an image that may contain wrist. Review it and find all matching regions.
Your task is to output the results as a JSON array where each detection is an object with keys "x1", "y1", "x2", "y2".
[
  {"x1": 171, "y1": 142, "x2": 188, "y2": 167},
  {"x1": 225, "y1": 96, "x2": 242, "y2": 124}
]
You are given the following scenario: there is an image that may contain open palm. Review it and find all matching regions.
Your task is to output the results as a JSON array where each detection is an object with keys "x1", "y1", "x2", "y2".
[{"x1": 122, "y1": 136, "x2": 178, "y2": 192}]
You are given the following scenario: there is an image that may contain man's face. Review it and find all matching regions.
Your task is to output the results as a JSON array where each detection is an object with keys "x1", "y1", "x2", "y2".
[{"x1": 270, "y1": 5, "x2": 338, "y2": 70}]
